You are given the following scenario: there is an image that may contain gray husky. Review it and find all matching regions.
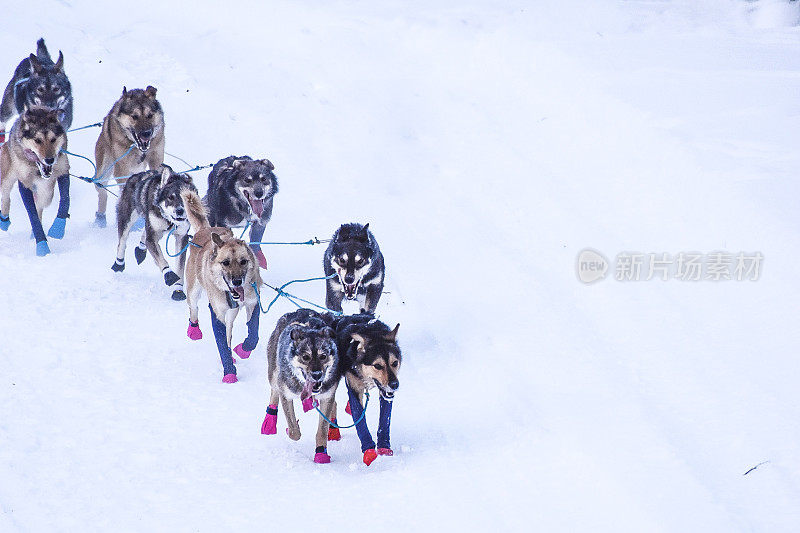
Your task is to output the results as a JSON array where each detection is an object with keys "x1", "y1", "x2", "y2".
[
  {"x1": 323, "y1": 223, "x2": 385, "y2": 314},
  {"x1": 261, "y1": 309, "x2": 341, "y2": 463},
  {"x1": 1, "y1": 39, "x2": 73, "y2": 132},
  {"x1": 111, "y1": 165, "x2": 195, "y2": 301},
  {"x1": 205, "y1": 155, "x2": 278, "y2": 270}
]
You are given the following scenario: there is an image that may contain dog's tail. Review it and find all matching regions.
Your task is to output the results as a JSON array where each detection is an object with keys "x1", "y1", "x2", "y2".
[
  {"x1": 36, "y1": 38, "x2": 51, "y2": 61},
  {"x1": 181, "y1": 189, "x2": 209, "y2": 232}
]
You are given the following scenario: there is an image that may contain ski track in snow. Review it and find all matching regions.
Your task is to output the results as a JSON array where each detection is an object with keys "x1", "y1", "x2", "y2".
[{"x1": 1, "y1": 1, "x2": 799, "y2": 531}]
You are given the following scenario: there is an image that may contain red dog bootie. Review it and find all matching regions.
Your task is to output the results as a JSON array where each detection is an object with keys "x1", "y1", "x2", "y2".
[
  {"x1": 233, "y1": 343, "x2": 251, "y2": 359},
  {"x1": 261, "y1": 405, "x2": 278, "y2": 435},
  {"x1": 327, "y1": 424, "x2": 341, "y2": 441},
  {"x1": 363, "y1": 448, "x2": 378, "y2": 466},
  {"x1": 345, "y1": 401, "x2": 352, "y2": 415},
  {"x1": 187, "y1": 321, "x2": 202, "y2": 340},
  {"x1": 377, "y1": 448, "x2": 393, "y2": 456}
]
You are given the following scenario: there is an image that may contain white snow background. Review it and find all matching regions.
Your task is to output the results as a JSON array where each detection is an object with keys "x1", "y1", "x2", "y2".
[{"x1": 1, "y1": 0, "x2": 799, "y2": 531}]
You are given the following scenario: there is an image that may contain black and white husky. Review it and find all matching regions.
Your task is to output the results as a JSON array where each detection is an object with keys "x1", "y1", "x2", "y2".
[
  {"x1": 323, "y1": 223, "x2": 385, "y2": 314},
  {"x1": 205, "y1": 155, "x2": 278, "y2": 270},
  {"x1": 1, "y1": 38, "x2": 73, "y2": 132},
  {"x1": 111, "y1": 165, "x2": 196, "y2": 301}
]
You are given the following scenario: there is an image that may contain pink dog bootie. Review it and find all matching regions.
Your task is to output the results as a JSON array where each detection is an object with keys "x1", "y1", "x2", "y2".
[
  {"x1": 261, "y1": 405, "x2": 278, "y2": 435},
  {"x1": 314, "y1": 448, "x2": 331, "y2": 464},
  {"x1": 301, "y1": 397, "x2": 317, "y2": 413},
  {"x1": 187, "y1": 321, "x2": 202, "y2": 340},
  {"x1": 377, "y1": 448, "x2": 393, "y2": 456},
  {"x1": 222, "y1": 373, "x2": 238, "y2": 384},
  {"x1": 255, "y1": 249, "x2": 268, "y2": 270},
  {"x1": 233, "y1": 343, "x2": 251, "y2": 359}
]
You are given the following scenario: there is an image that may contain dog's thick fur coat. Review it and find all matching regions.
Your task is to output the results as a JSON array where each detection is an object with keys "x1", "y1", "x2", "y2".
[{"x1": 323, "y1": 223, "x2": 385, "y2": 313}]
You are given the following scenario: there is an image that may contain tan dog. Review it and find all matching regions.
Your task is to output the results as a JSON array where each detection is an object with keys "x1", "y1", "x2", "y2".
[
  {"x1": 93, "y1": 86, "x2": 164, "y2": 227},
  {"x1": 181, "y1": 189, "x2": 264, "y2": 382},
  {"x1": 0, "y1": 107, "x2": 69, "y2": 256}
]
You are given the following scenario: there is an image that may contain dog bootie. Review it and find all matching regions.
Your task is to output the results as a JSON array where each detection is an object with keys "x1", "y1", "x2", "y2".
[
  {"x1": 47, "y1": 217, "x2": 67, "y2": 239},
  {"x1": 233, "y1": 343, "x2": 251, "y2": 359},
  {"x1": 345, "y1": 401, "x2": 352, "y2": 415},
  {"x1": 222, "y1": 373, "x2": 238, "y2": 384},
  {"x1": 314, "y1": 447, "x2": 331, "y2": 464},
  {"x1": 327, "y1": 425, "x2": 341, "y2": 441},
  {"x1": 111, "y1": 258, "x2": 125, "y2": 272},
  {"x1": 36, "y1": 241, "x2": 50, "y2": 257},
  {"x1": 261, "y1": 405, "x2": 278, "y2": 435},
  {"x1": 0, "y1": 215, "x2": 9, "y2": 231},
  {"x1": 187, "y1": 321, "x2": 202, "y2": 340},
  {"x1": 255, "y1": 249, "x2": 268, "y2": 270},
  {"x1": 377, "y1": 448, "x2": 393, "y2": 456},
  {"x1": 172, "y1": 289, "x2": 186, "y2": 301},
  {"x1": 94, "y1": 212, "x2": 106, "y2": 228},
  {"x1": 362, "y1": 448, "x2": 378, "y2": 466},
  {"x1": 134, "y1": 243, "x2": 147, "y2": 264},
  {"x1": 301, "y1": 397, "x2": 317, "y2": 413},
  {"x1": 163, "y1": 269, "x2": 179, "y2": 286}
]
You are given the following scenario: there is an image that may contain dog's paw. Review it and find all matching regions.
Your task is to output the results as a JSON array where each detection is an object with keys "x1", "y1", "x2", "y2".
[
  {"x1": 187, "y1": 322, "x2": 202, "y2": 340},
  {"x1": 93, "y1": 213, "x2": 107, "y2": 228},
  {"x1": 314, "y1": 451, "x2": 331, "y2": 464},
  {"x1": 0, "y1": 215, "x2": 9, "y2": 231},
  {"x1": 134, "y1": 246, "x2": 147, "y2": 265},
  {"x1": 222, "y1": 373, "x2": 238, "y2": 384},
  {"x1": 233, "y1": 343, "x2": 251, "y2": 359},
  {"x1": 171, "y1": 289, "x2": 186, "y2": 301},
  {"x1": 111, "y1": 259, "x2": 125, "y2": 272},
  {"x1": 261, "y1": 413, "x2": 278, "y2": 435},
  {"x1": 47, "y1": 217, "x2": 67, "y2": 239},
  {"x1": 377, "y1": 448, "x2": 393, "y2": 456},
  {"x1": 327, "y1": 426, "x2": 341, "y2": 441},
  {"x1": 163, "y1": 270, "x2": 179, "y2": 286},
  {"x1": 362, "y1": 448, "x2": 378, "y2": 466},
  {"x1": 286, "y1": 427, "x2": 301, "y2": 441}
]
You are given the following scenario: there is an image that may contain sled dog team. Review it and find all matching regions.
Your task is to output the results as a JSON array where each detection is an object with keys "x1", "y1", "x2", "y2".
[{"x1": 0, "y1": 39, "x2": 402, "y2": 466}]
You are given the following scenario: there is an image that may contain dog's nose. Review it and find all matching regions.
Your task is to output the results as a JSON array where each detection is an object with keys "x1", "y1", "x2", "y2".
[
  {"x1": 140, "y1": 128, "x2": 153, "y2": 139},
  {"x1": 254, "y1": 188, "x2": 265, "y2": 199},
  {"x1": 43, "y1": 157, "x2": 55, "y2": 165},
  {"x1": 310, "y1": 370, "x2": 324, "y2": 381},
  {"x1": 232, "y1": 277, "x2": 243, "y2": 287},
  {"x1": 175, "y1": 207, "x2": 185, "y2": 216},
  {"x1": 344, "y1": 274, "x2": 355, "y2": 284},
  {"x1": 388, "y1": 379, "x2": 399, "y2": 391}
]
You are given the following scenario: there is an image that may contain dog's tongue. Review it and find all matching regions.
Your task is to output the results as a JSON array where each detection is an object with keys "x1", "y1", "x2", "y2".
[
  {"x1": 300, "y1": 379, "x2": 316, "y2": 402},
  {"x1": 23, "y1": 149, "x2": 39, "y2": 163},
  {"x1": 248, "y1": 196, "x2": 265, "y2": 217},
  {"x1": 233, "y1": 286, "x2": 245, "y2": 300}
]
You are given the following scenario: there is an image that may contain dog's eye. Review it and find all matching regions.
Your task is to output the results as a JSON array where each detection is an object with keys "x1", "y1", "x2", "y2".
[
  {"x1": 391, "y1": 361, "x2": 399, "y2": 368},
  {"x1": 147, "y1": 112, "x2": 154, "y2": 119},
  {"x1": 53, "y1": 86, "x2": 60, "y2": 94},
  {"x1": 132, "y1": 113, "x2": 140, "y2": 120},
  {"x1": 301, "y1": 354, "x2": 311, "y2": 362},
  {"x1": 34, "y1": 138, "x2": 42, "y2": 144},
  {"x1": 222, "y1": 259, "x2": 230, "y2": 266},
  {"x1": 168, "y1": 194, "x2": 176, "y2": 201},
  {"x1": 239, "y1": 258, "x2": 247, "y2": 266},
  {"x1": 374, "y1": 363, "x2": 384, "y2": 371},
  {"x1": 244, "y1": 176, "x2": 253, "y2": 182},
  {"x1": 37, "y1": 86, "x2": 45, "y2": 94}
]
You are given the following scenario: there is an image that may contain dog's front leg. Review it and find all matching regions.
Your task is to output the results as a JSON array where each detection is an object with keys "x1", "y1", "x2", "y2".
[
  {"x1": 313, "y1": 395, "x2": 336, "y2": 463},
  {"x1": 249, "y1": 221, "x2": 268, "y2": 269},
  {"x1": 17, "y1": 183, "x2": 49, "y2": 256},
  {"x1": 209, "y1": 303, "x2": 236, "y2": 381},
  {"x1": 376, "y1": 396, "x2": 393, "y2": 455},
  {"x1": 363, "y1": 282, "x2": 383, "y2": 314},
  {"x1": 47, "y1": 174, "x2": 70, "y2": 239},
  {"x1": 145, "y1": 227, "x2": 178, "y2": 286},
  {"x1": 170, "y1": 230, "x2": 189, "y2": 301},
  {"x1": 0, "y1": 173, "x2": 14, "y2": 230},
  {"x1": 280, "y1": 395, "x2": 301, "y2": 441},
  {"x1": 325, "y1": 281, "x2": 345, "y2": 313},
  {"x1": 233, "y1": 304, "x2": 259, "y2": 359},
  {"x1": 346, "y1": 384, "x2": 376, "y2": 458}
]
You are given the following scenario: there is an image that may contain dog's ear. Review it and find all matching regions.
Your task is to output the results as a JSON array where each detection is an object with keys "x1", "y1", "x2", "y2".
[
  {"x1": 145, "y1": 85, "x2": 157, "y2": 98},
  {"x1": 232, "y1": 159, "x2": 245, "y2": 169},
  {"x1": 46, "y1": 109, "x2": 59, "y2": 122},
  {"x1": 159, "y1": 166, "x2": 171, "y2": 187},
  {"x1": 290, "y1": 329, "x2": 303, "y2": 342},
  {"x1": 54, "y1": 51, "x2": 64, "y2": 73},
  {"x1": 384, "y1": 324, "x2": 399, "y2": 342},
  {"x1": 211, "y1": 232, "x2": 225, "y2": 248},
  {"x1": 29, "y1": 54, "x2": 43, "y2": 74},
  {"x1": 322, "y1": 326, "x2": 335, "y2": 339},
  {"x1": 351, "y1": 333, "x2": 367, "y2": 352},
  {"x1": 260, "y1": 159, "x2": 274, "y2": 171},
  {"x1": 357, "y1": 223, "x2": 370, "y2": 242},
  {"x1": 122, "y1": 86, "x2": 127, "y2": 97}
]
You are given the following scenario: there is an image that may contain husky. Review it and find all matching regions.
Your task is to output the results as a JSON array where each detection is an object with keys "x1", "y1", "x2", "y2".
[
  {"x1": 182, "y1": 189, "x2": 263, "y2": 383},
  {"x1": 332, "y1": 313, "x2": 401, "y2": 466},
  {"x1": 111, "y1": 165, "x2": 195, "y2": 301},
  {"x1": 93, "y1": 86, "x2": 165, "y2": 227},
  {"x1": 205, "y1": 155, "x2": 278, "y2": 270},
  {"x1": 261, "y1": 309, "x2": 341, "y2": 464},
  {"x1": 0, "y1": 108, "x2": 70, "y2": 256},
  {"x1": 1, "y1": 38, "x2": 73, "y2": 134},
  {"x1": 323, "y1": 223, "x2": 385, "y2": 314}
]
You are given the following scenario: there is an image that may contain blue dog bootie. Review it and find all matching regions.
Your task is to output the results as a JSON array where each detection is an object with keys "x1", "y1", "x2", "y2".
[
  {"x1": 47, "y1": 217, "x2": 67, "y2": 239},
  {"x1": 0, "y1": 214, "x2": 9, "y2": 231},
  {"x1": 36, "y1": 240, "x2": 51, "y2": 257},
  {"x1": 94, "y1": 212, "x2": 107, "y2": 228}
]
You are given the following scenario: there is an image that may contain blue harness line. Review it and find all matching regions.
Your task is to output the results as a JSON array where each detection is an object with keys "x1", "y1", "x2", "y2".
[
  {"x1": 67, "y1": 122, "x2": 102, "y2": 133},
  {"x1": 164, "y1": 225, "x2": 202, "y2": 257},
  {"x1": 251, "y1": 274, "x2": 342, "y2": 316},
  {"x1": 315, "y1": 392, "x2": 369, "y2": 429}
]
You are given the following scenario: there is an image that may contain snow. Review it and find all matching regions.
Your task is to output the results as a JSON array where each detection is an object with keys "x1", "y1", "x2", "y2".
[{"x1": 1, "y1": 0, "x2": 799, "y2": 531}]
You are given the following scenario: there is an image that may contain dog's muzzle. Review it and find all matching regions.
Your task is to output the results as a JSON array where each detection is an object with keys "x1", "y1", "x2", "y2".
[
  {"x1": 131, "y1": 128, "x2": 153, "y2": 152},
  {"x1": 224, "y1": 278, "x2": 246, "y2": 302},
  {"x1": 373, "y1": 378, "x2": 396, "y2": 401},
  {"x1": 243, "y1": 190, "x2": 266, "y2": 218},
  {"x1": 339, "y1": 274, "x2": 360, "y2": 300},
  {"x1": 24, "y1": 149, "x2": 56, "y2": 179}
]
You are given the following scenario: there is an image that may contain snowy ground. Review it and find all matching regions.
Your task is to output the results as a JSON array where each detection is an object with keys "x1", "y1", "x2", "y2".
[{"x1": 1, "y1": 0, "x2": 800, "y2": 531}]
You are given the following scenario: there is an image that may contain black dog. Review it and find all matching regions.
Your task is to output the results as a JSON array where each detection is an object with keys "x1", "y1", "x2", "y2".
[
  {"x1": 1, "y1": 39, "x2": 73, "y2": 130},
  {"x1": 323, "y1": 223, "x2": 385, "y2": 314},
  {"x1": 205, "y1": 155, "x2": 278, "y2": 270}
]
